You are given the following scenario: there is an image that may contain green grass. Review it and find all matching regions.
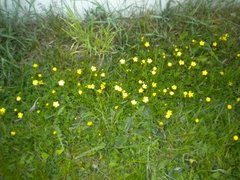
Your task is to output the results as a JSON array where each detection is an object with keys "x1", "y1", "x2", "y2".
[{"x1": 0, "y1": 0, "x2": 240, "y2": 179}]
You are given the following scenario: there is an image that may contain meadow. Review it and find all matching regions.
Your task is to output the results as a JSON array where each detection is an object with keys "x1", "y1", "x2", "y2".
[{"x1": 0, "y1": 0, "x2": 240, "y2": 179}]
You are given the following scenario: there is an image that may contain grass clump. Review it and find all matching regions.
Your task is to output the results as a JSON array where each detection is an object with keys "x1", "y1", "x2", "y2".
[{"x1": 0, "y1": 0, "x2": 240, "y2": 179}]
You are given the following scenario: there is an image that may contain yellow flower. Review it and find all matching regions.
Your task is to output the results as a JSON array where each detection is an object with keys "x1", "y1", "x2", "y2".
[
  {"x1": 58, "y1": 80, "x2": 65, "y2": 86},
  {"x1": 147, "y1": 58, "x2": 153, "y2": 64},
  {"x1": 237, "y1": 97, "x2": 240, "y2": 102},
  {"x1": 87, "y1": 121, "x2": 93, "y2": 126},
  {"x1": 77, "y1": 69, "x2": 82, "y2": 75},
  {"x1": 10, "y1": 131, "x2": 16, "y2": 136},
  {"x1": 32, "y1": 63, "x2": 39, "y2": 68},
  {"x1": 131, "y1": 100, "x2": 137, "y2": 105},
  {"x1": 91, "y1": 66, "x2": 97, "y2": 72},
  {"x1": 37, "y1": 110, "x2": 41, "y2": 114},
  {"x1": 142, "y1": 84, "x2": 147, "y2": 89},
  {"x1": 163, "y1": 89, "x2": 168, "y2": 94},
  {"x1": 17, "y1": 112, "x2": 23, "y2": 119},
  {"x1": 94, "y1": 73, "x2": 98, "y2": 77},
  {"x1": 188, "y1": 91, "x2": 194, "y2": 98},
  {"x1": 171, "y1": 85, "x2": 177, "y2": 90},
  {"x1": 114, "y1": 106, "x2": 119, "y2": 110},
  {"x1": 86, "y1": 84, "x2": 95, "y2": 89},
  {"x1": 202, "y1": 70, "x2": 208, "y2": 76},
  {"x1": 152, "y1": 67, "x2": 157, "y2": 71},
  {"x1": 52, "y1": 67, "x2": 57, "y2": 72},
  {"x1": 138, "y1": 88, "x2": 144, "y2": 93},
  {"x1": 16, "y1": 96, "x2": 22, "y2": 102},
  {"x1": 195, "y1": 118, "x2": 199, "y2": 123},
  {"x1": 233, "y1": 135, "x2": 239, "y2": 141},
  {"x1": 32, "y1": 80, "x2": 39, "y2": 86},
  {"x1": 199, "y1": 40, "x2": 205, "y2": 46},
  {"x1": 176, "y1": 51, "x2": 182, "y2": 57},
  {"x1": 122, "y1": 91, "x2": 128, "y2": 99},
  {"x1": 97, "y1": 89, "x2": 103, "y2": 94},
  {"x1": 133, "y1": 57, "x2": 138, "y2": 62},
  {"x1": 141, "y1": 59, "x2": 146, "y2": 64},
  {"x1": 140, "y1": 36, "x2": 144, "y2": 42},
  {"x1": 114, "y1": 85, "x2": 122, "y2": 92},
  {"x1": 219, "y1": 71, "x2": 224, "y2": 76},
  {"x1": 152, "y1": 82, "x2": 157, "y2": 88},
  {"x1": 100, "y1": 82, "x2": 106, "y2": 89},
  {"x1": 212, "y1": 42, "x2": 217, "y2": 47},
  {"x1": 192, "y1": 39, "x2": 197, "y2": 43},
  {"x1": 167, "y1": 62, "x2": 172, "y2": 67},
  {"x1": 100, "y1": 72, "x2": 105, "y2": 77},
  {"x1": 144, "y1": 42, "x2": 150, "y2": 47},
  {"x1": 78, "y1": 90, "x2": 83, "y2": 95},
  {"x1": 159, "y1": 121, "x2": 164, "y2": 127},
  {"x1": 52, "y1": 90, "x2": 56, "y2": 94},
  {"x1": 53, "y1": 101, "x2": 60, "y2": 108},
  {"x1": 205, "y1": 97, "x2": 211, "y2": 102},
  {"x1": 0, "y1": 107, "x2": 6, "y2": 116},
  {"x1": 179, "y1": 60, "x2": 184, "y2": 65},
  {"x1": 183, "y1": 91, "x2": 188, "y2": 97},
  {"x1": 169, "y1": 91, "x2": 174, "y2": 96},
  {"x1": 227, "y1": 104, "x2": 232, "y2": 110},
  {"x1": 119, "y1": 59, "x2": 126, "y2": 64},
  {"x1": 38, "y1": 74, "x2": 43, "y2": 78},
  {"x1": 165, "y1": 110, "x2": 173, "y2": 119},
  {"x1": 152, "y1": 93, "x2": 157, "y2": 97},
  {"x1": 138, "y1": 80, "x2": 143, "y2": 84},
  {"x1": 53, "y1": 131, "x2": 57, "y2": 135},
  {"x1": 151, "y1": 70, "x2": 156, "y2": 75},
  {"x1": 142, "y1": 96, "x2": 149, "y2": 103},
  {"x1": 190, "y1": 61, "x2": 197, "y2": 67}
]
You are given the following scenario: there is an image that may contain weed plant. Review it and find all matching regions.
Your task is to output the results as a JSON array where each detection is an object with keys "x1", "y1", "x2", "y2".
[{"x1": 0, "y1": 0, "x2": 240, "y2": 179}]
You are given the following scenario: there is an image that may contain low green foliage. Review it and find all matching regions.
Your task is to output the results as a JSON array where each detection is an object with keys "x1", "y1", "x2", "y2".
[{"x1": 0, "y1": 0, "x2": 240, "y2": 179}]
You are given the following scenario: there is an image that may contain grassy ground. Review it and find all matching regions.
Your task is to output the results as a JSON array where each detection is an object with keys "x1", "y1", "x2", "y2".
[{"x1": 0, "y1": 0, "x2": 240, "y2": 179}]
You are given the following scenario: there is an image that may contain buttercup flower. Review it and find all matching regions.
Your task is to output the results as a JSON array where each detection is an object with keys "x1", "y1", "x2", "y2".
[
  {"x1": 16, "y1": 96, "x2": 22, "y2": 102},
  {"x1": 0, "y1": 107, "x2": 6, "y2": 116},
  {"x1": 114, "y1": 85, "x2": 122, "y2": 92},
  {"x1": 144, "y1": 42, "x2": 150, "y2": 47},
  {"x1": 171, "y1": 85, "x2": 177, "y2": 90},
  {"x1": 233, "y1": 135, "x2": 239, "y2": 141},
  {"x1": 142, "y1": 96, "x2": 149, "y2": 103},
  {"x1": 202, "y1": 70, "x2": 208, "y2": 76},
  {"x1": 119, "y1": 59, "x2": 126, "y2": 64},
  {"x1": 52, "y1": 67, "x2": 57, "y2": 72},
  {"x1": 190, "y1": 61, "x2": 197, "y2": 67},
  {"x1": 53, "y1": 101, "x2": 60, "y2": 108},
  {"x1": 32, "y1": 80, "x2": 39, "y2": 86},
  {"x1": 131, "y1": 100, "x2": 137, "y2": 105},
  {"x1": 165, "y1": 110, "x2": 173, "y2": 119},
  {"x1": 206, "y1": 97, "x2": 211, "y2": 102},
  {"x1": 159, "y1": 121, "x2": 164, "y2": 127},
  {"x1": 227, "y1": 104, "x2": 232, "y2": 110},
  {"x1": 212, "y1": 42, "x2": 217, "y2": 47},
  {"x1": 152, "y1": 82, "x2": 157, "y2": 88},
  {"x1": 10, "y1": 131, "x2": 16, "y2": 136},
  {"x1": 91, "y1": 66, "x2": 97, "y2": 72},
  {"x1": 86, "y1": 84, "x2": 95, "y2": 89},
  {"x1": 100, "y1": 72, "x2": 105, "y2": 77},
  {"x1": 18, "y1": 112, "x2": 23, "y2": 119},
  {"x1": 77, "y1": 69, "x2": 82, "y2": 75},
  {"x1": 87, "y1": 121, "x2": 93, "y2": 126},
  {"x1": 199, "y1": 40, "x2": 205, "y2": 46},
  {"x1": 176, "y1": 51, "x2": 182, "y2": 57},
  {"x1": 133, "y1": 57, "x2": 138, "y2": 62},
  {"x1": 32, "y1": 63, "x2": 39, "y2": 68},
  {"x1": 58, "y1": 80, "x2": 65, "y2": 86},
  {"x1": 167, "y1": 62, "x2": 172, "y2": 67},
  {"x1": 147, "y1": 58, "x2": 153, "y2": 64},
  {"x1": 138, "y1": 88, "x2": 144, "y2": 93},
  {"x1": 179, "y1": 60, "x2": 184, "y2": 65},
  {"x1": 195, "y1": 118, "x2": 199, "y2": 123},
  {"x1": 78, "y1": 90, "x2": 83, "y2": 95}
]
